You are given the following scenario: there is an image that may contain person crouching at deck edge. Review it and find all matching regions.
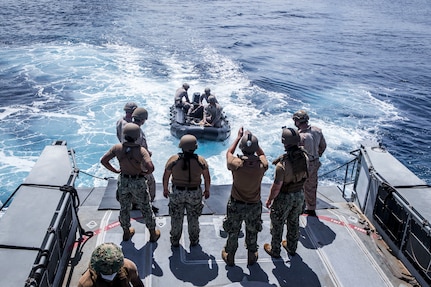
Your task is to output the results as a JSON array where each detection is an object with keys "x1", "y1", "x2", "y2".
[
  {"x1": 163, "y1": 134, "x2": 211, "y2": 247},
  {"x1": 264, "y1": 127, "x2": 309, "y2": 258},
  {"x1": 78, "y1": 242, "x2": 144, "y2": 287},
  {"x1": 100, "y1": 123, "x2": 160, "y2": 243},
  {"x1": 222, "y1": 127, "x2": 268, "y2": 266}
]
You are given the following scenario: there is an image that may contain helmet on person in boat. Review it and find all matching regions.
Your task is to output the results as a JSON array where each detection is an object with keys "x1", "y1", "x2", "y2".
[
  {"x1": 179, "y1": 134, "x2": 198, "y2": 152},
  {"x1": 292, "y1": 110, "x2": 309, "y2": 123},
  {"x1": 123, "y1": 123, "x2": 140, "y2": 141},
  {"x1": 192, "y1": 92, "x2": 201, "y2": 104},
  {"x1": 208, "y1": 96, "x2": 217, "y2": 104},
  {"x1": 282, "y1": 127, "x2": 300, "y2": 146},
  {"x1": 132, "y1": 107, "x2": 148, "y2": 122},
  {"x1": 204, "y1": 87, "x2": 211, "y2": 94},
  {"x1": 90, "y1": 242, "x2": 124, "y2": 275},
  {"x1": 182, "y1": 83, "x2": 190, "y2": 90},
  {"x1": 239, "y1": 131, "x2": 259, "y2": 155},
  {"x1": 123, "y1": 102, "x2": 137, "y2": 113}
]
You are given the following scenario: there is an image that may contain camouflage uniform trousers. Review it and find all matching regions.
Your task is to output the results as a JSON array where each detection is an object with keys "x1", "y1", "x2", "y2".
[
  {"x1": 304, "y1": 159, "x2": 321, "y2": 210},
  {"x1": 222, "y1": 199, "x2": 263, "y2": 254},
  {"x1": 129, "y1": 174, "x2": 155, "y2": 207},
  {"x1": 269, "y1": 190, "x2": 304, "y2": 255},
  {"x1": 117, "y1": 176, "x2": 156, "y2": 230},
  {"x1": 168, "y1": 187, "x2": 204, "y2": 243},
  {"x1": 145, "y1": 173, "x2": 156, "y2": 202}
]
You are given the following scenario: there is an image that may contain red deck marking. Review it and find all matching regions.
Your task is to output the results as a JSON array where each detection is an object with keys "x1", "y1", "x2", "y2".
[
  {"x1": 308, "y1": 214, "x2": 376, "y2": 238},
  {"x1": 72, "y1": 216, "x2": 145, "y2": 248}
]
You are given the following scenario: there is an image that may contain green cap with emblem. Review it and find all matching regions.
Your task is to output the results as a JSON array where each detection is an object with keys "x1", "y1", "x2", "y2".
[{"x1": 90, "y1": 242, "x2": 124, "y2": 275}]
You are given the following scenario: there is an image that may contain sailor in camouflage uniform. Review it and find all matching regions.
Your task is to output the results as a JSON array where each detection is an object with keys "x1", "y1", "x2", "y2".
[
  {"x1": 222, "y1": 127, "x2": 268, "y2": 266},
  {"x1": 163, "y1": 134, "x2": 211, "y2": 247},
  {"x1": 101, "y1": 123, "x2": 160, "y2": 243},
  {"x1": 264, "y1": 128, "x2": 309, "y2": 258},
  {"x1": 78, "y1": 242, "x2": 144, "y2": 287}
]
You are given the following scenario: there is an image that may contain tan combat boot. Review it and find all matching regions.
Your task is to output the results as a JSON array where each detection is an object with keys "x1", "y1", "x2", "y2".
[
  {"x1": 263, "y1": 243, "x2": 281, "y2": 258},
  {"x1": 149, "y1": 229, "x2": 161, "y2": 242},
  {"x1": 247, "y1": 250, "x2": 258, "y2": 266},
  {"x1": 123, "y1": 227, "x2": 135, "y2": 241},
  {"x1": 221, "y1": 248, "x2": 235, "y2": 266},
  {"x1": 282, "y1": 240, "x2": 296, "y2": 256}
]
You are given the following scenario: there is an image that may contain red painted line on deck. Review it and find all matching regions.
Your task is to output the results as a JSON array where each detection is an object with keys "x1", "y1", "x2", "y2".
[
  {"x1": 73, "y1": 216, "x2": 144, "y2": 247},
  {"x1": 306, "y1": 214, "x2": 376, "y2": 238}
]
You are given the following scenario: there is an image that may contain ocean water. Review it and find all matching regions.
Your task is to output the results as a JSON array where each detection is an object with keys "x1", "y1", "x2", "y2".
[{"x1": 1, "y1": 0, "x2": 430, "y2": 205}]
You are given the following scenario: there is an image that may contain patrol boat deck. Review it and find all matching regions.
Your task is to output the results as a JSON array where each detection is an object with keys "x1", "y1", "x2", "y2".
[{"x1": 1, "y1": 141, "x2": 430, "y2": 287}]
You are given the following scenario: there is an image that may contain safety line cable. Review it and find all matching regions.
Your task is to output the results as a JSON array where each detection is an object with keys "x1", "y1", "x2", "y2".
[
  {"x1": 78, "y1": 170, "x2": 112, "y2": 181},
  {"x1": 319, "y1": 157, "x2": 358, "y2": 178}
]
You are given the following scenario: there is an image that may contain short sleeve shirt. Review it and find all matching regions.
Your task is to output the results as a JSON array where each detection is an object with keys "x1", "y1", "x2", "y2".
[
  {"x1": 298, "y1": 125, "x2": 326, "y2": 160},
  {"x1": 204, "y1": 104, "x2": 223, "y2": 122},
  {"x1": 227, "y1": 154, "x2": 268, "y2": 203},
  {"x1": 116, "y1": 117, "x2": 129, "y2": 142}
]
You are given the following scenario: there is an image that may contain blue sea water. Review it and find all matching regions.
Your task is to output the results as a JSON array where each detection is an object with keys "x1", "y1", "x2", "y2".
[{"x1": 1, "y1": 0, "x2": 430, "y2": 205}]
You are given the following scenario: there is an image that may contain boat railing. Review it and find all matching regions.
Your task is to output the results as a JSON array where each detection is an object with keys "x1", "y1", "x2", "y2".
[{"x1": 319, "y1": 149, "x2": 360, "y2": 201}]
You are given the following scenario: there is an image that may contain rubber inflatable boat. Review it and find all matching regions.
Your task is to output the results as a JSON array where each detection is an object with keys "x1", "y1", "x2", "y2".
[{"x1": 169, "y1": 105, "x2": 231, "y2": 141}]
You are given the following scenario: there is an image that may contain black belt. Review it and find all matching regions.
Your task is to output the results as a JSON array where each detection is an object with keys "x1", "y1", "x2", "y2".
[
  {"x1": 121, "y1": 174, "x2": 146, "y2": 179},
  {"x1": 230, "y1": 197, "x2": 258, "y2": 205},
  {"x1": 173, "y1": 185, "x2": 199, "y2": 191}
]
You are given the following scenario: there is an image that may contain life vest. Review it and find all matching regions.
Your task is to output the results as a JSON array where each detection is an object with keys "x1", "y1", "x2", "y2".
[
  {"x1": 171, "y1": 152, "x2": 205, "y2": 183},
  {"x1": 273, "y1": 147, "x2": 308, "y2": 193},
  {"x1": 171, "y1": 152, "x2": 205, "y2": 169}
]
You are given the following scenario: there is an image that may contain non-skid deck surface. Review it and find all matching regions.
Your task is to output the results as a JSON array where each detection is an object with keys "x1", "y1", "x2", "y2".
[
  {"x1": 64, "y1": 184, "x2": 415, "y2": 287},
  {"x1": 98, "y1": 178, "x2": 120, "y2": 210},
  {"x1": 98, "y1": 180, "x2": 336, "y2": 216}
]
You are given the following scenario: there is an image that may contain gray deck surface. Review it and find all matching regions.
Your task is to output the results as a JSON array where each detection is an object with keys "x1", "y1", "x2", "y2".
[{"x1": 63, "y1": 183, "x2": 418, "y2": 287}]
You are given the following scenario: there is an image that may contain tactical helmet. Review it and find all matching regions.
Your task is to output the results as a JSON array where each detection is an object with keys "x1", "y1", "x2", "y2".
[
  {"x1": 183, "y1": 83, "x2": 190, "y2": 90},
  {"x1": 132, "y1": 107, "x2": 148, "y2": 121},
  {"x1": 239, "y1": 131, "x2": 259, "y2": 154},
  {"x1": 204, "y1": 87, "x2": 211, "y2": 94},
  {"x1": 192, "y1": 92, "x2": 201, "y2": 104},
  {"x1": 282, "y1": 127, "x2": 300, "y2": 146},
  {"x1": 208, "y1": 95, "x2": 216, "y2": 104},
  {"x1": 90, "y1": 243, "x2": 124, "y2": 275},
  {"x1": 123, "y1": 102, "x2": 137, "y2": 113},
  {"x1": 123, "y1": 123, "x2": 140, "y2": 141},
  {"x1": 292, "y1": 110, "x2": 309, "y2": 123},
  {"x1": 179, "y1": 134, "x2": 198, "y2": 152}
]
